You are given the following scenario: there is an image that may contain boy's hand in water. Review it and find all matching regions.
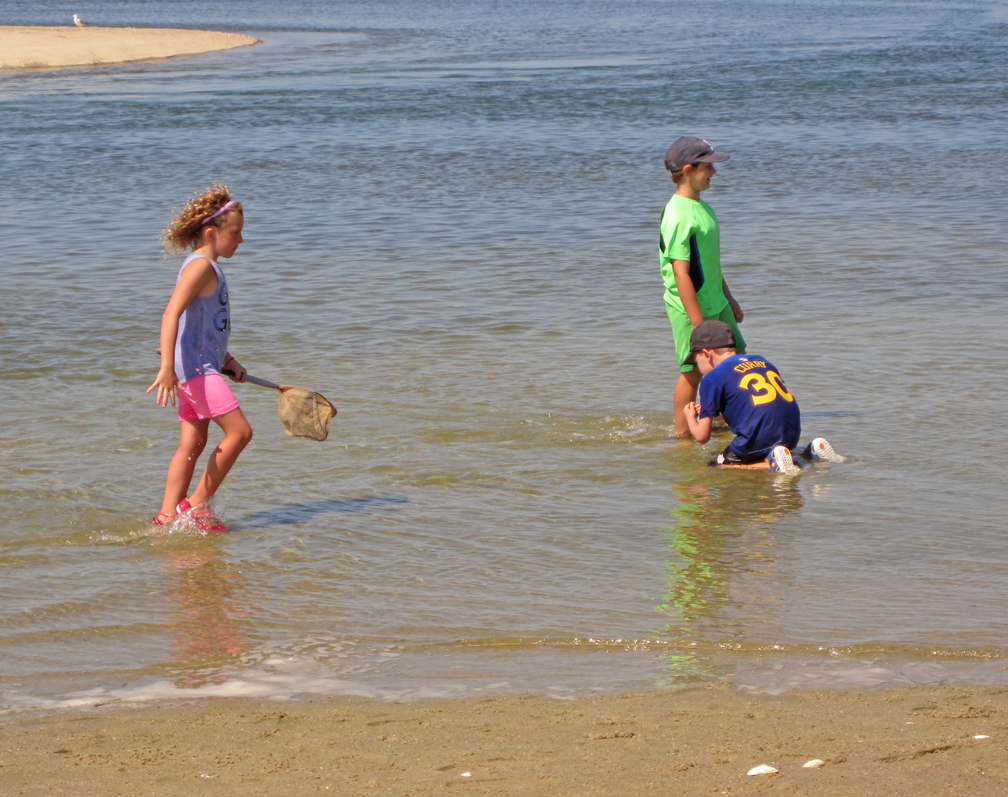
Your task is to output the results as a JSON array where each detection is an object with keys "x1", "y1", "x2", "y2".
[
  {"x1": 147, "y1": 367, "x2": 179, "y2": 407},
  {"x1": 683, "y1": 401, "x2": 712, "y2": 443}
]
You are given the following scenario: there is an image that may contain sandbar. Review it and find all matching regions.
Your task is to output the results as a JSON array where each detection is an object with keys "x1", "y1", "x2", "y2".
[
  {"x1": 1, "y1": 684, "x2": 1005, "y2": 795},
  {"x1": 0, "y1": 26, "x2": 260, "y2": 70}
]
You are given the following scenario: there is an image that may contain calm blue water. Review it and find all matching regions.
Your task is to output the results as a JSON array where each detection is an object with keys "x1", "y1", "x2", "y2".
[{"x1": 1, "y1": 0, "x2": 1008, "y2": 712}]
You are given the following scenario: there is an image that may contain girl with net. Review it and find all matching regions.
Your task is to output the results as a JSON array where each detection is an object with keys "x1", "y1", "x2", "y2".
[{"x1": 147, "y1": 185, "x2": 252, "y2": 532}]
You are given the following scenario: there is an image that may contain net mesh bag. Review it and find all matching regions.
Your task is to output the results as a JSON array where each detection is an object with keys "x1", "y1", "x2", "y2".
[{"x1": 276, "y1": 386, "x2": 337, "y2": 442}]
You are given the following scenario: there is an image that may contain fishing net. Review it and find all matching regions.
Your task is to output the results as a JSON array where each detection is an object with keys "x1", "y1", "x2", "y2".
[{"x1": 276, "y1": 385, "x2": 337, "y2": 442}]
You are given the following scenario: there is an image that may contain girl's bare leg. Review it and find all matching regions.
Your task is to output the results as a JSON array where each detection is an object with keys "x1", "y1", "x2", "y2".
[
  {"x1": 188, "y1": 408, "x2": 253, "y2": 508},
  {"x1": 673, "y1": 369, "x2": 703, "y2": 437},
  {"x1": 159, "y1": 419, "x2": 210, "y2": 516}
]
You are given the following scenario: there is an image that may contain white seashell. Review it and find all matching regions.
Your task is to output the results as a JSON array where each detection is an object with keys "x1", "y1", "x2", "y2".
[
  {"x1": 460, "y1": 772, "x2": 471, "y2": 777},
  {"x1": 974, "y1": 735, "x2": 990, "y2": 740},
  {"x1": 747, "y1": 765, "x2": 778, "y2": 776},
  {"x1": 803, "y1": 759, "x2": 825, "y2": 769}
]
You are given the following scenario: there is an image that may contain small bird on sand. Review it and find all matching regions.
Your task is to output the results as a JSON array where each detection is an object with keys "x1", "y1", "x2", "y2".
[{"x1": 73, "y1": 14, "x2": 88, "y2": 27}]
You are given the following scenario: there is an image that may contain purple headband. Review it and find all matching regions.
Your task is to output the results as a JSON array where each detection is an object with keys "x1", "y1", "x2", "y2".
[{"x1": 201, "y1": 200, "x2": 236, "y2": 225}]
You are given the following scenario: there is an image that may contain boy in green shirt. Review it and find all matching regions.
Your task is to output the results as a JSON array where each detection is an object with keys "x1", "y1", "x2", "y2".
[{"x1": 658, "y1": 136, "x2": 746, "y2": 436}]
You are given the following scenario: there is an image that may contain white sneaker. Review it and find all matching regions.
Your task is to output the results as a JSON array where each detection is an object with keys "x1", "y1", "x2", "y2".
[
  {"x1": 767, "y1": 445, "x2": 801, "y2": 475},
  {"x1": 804, "y1": 437, "x2": 844, "y2": 463}
]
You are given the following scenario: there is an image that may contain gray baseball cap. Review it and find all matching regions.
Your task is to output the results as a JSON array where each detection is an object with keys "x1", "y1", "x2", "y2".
[
  {"x1": 664, "y1": 136, "x2": 730, "y2": 172},
  {"x1": 686, "y1": 320, "x2": 737, "y2": 363}
]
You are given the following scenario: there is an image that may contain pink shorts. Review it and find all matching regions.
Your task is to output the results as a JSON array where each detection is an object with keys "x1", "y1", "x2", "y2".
[{"x1": 177, "y1": 374, "x2": 240, "y2": 422}]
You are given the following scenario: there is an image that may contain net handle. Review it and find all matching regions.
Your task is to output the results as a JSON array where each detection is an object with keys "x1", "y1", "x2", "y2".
[{"x1": 222, "y1": 368, "x2": 279, "y2": 390}]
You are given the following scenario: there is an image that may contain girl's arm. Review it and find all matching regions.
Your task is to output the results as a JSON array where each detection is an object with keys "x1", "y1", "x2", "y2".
[
  {"x1": 684, "y1": 401, "x2": 713, "y2": 443},
  {"x1": 146, "y1": 259, "x2": 217, "y2": 407},
  {"x1": 672, "y1": 259, "x2": 705, "y2": 327},
  {"x1": 722, "y1": 278, "x2": 744, "y2": 323}
]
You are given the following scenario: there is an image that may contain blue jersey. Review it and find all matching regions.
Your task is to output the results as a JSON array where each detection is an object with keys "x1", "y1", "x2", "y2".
[{"x1": 698, "y1": 353, "x2": 801, "y2": 461}]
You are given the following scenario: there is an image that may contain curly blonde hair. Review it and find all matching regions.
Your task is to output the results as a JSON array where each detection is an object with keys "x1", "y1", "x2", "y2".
[{"x1": 162, "y1": 184, "x2": 244, "y2": 254}]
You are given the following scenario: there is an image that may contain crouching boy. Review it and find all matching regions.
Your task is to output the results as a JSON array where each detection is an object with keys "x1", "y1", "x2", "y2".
[{"x1": 682, "y1": 320, "x2": 842, "y2": 474}]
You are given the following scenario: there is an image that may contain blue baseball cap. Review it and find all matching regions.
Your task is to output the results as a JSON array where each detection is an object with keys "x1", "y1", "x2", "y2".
[
  {"x1": 664, "y1": 136, "x2": 730, "y2": 172},
  {"x1": 686, "y1": 320, "x2": 736, "y2": 363}
]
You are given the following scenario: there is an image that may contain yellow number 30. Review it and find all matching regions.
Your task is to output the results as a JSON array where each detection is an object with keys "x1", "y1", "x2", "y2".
[{"x1": 738, "y1": 371, "x2": 794, "y2": 406}]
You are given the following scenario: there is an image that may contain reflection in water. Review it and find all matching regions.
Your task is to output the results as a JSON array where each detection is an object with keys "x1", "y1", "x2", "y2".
[
  {"x1": 656, "y1": 470, "x2": 804, "y2": 683},
  {"x1": 237, "y1": 495, "x2": 408, "y2": 529},
  {"x1": 161, "y1": 542, "x2": 250, "y2": 688}
]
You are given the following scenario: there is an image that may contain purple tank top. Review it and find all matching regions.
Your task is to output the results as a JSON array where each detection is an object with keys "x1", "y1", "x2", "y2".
[{"x1": 173, "y1": 253, "x2": 230, "y2": 384}]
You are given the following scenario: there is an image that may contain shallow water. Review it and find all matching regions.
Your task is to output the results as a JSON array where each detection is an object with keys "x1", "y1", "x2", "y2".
[{"x1": 2, "y1": 0, "x2": 1008, "y2": 712}]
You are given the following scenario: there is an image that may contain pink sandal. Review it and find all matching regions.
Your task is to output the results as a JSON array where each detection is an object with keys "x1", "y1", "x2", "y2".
[
  {"x1": 176, "y1": 498, "x2": 228, "y2": 533},
  {"x1": 151, "y1": 511, "x2": 175, "y2": 527}
]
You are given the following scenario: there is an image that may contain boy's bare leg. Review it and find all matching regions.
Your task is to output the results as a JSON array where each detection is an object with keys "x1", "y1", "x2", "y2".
[
  {"x1": 674, "y1": 369, "x2": 703, "y2": 437},
  {"x1": 188, "y1": 408, "x2": 253, "y2": 508},
  {"x1": 715, "y1": 461, "x2": 771, "y2": 470},
  {"x1": 159, "y1": 420, "x2": 210, "y2": 517}
]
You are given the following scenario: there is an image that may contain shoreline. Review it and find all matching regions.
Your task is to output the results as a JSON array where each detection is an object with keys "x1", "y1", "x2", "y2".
[
  {"x1": 1, "y1": 685, "x2": 1004, "y2": 794},
  {"x1": 0, "y1": 26, "x2": 261, "y2": 70}
]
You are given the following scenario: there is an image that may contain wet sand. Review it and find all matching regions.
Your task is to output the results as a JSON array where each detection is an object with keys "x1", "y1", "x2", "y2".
[
  {"x1": 2, "y1": 685, "x2": 1006, "y2": 795},
  {"x1": 0, "y1": 26, "x2": 260, "y2": 69}
]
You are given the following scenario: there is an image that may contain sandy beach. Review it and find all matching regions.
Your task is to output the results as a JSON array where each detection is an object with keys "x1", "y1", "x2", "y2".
[
  {"x1": 0, "y1": 26, "x2": 260, "y2": 69},
  {"x1": 2, "y1": 685, "x2": 1005, "y2": 795}
]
